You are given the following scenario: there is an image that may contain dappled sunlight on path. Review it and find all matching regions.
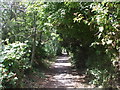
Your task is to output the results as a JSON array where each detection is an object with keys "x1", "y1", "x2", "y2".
[{"x1": 41, "y1": 54, "x2": 94, "y2": 88}]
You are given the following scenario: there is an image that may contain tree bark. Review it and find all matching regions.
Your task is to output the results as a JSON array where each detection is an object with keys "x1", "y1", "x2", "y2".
[{"x1": 31, "y1": 12, "x2": 37, "y2": 66}]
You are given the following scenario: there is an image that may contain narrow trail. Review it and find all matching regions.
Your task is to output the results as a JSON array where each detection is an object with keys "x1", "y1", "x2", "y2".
[{"x1": 39, "y1": 54, "x2": 94, "y2": 88}]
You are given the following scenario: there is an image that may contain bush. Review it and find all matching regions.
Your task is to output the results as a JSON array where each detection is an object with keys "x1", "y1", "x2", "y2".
[
  {"x1": 87, "y1": 68, "x2": 115, "y2": 88},
  {"x1": 1, "y1": 41, "x2": 31, "y2": 88},
  {"x1": 86, "y1": 45, "x2": 117, "y2": 88}
]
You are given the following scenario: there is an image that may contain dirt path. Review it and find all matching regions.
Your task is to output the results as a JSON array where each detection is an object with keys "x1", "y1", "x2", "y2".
[{"x1": 39, "y1": 54, "x2": 94, "y2": 88}]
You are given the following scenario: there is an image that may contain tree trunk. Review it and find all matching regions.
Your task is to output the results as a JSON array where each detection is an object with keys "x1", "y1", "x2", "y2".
[{"x1": 31, "y1": 12, "x2": 37, "y2": 66}]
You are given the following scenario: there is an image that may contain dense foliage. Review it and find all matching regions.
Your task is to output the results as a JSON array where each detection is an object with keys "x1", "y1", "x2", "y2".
[
  {"x1": 1, "y1": 41, "x2": 31, "y2": 88},
  {"x1": 1, "y1": 2, "x2": 61, "y2": 88},
  {"x1": 39, "y1": 2, "x2": 120, "y2": 88},
  {"x1": 0, "y1": 1, "x2": 120, "y2": 89}
]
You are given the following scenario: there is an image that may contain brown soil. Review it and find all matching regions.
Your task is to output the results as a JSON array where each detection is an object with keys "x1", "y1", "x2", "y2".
[{"x1": 23, "y1": 54, "x2": 94, "y2": 88}]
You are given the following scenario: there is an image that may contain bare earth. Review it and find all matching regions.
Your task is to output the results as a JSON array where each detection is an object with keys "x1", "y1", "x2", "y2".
[
  {"x1": 24, "y1": 54, "x2": 94, "y2": 88},
  {"x1": 39, "y1": 55, "x2": 94, "y2": 88}
]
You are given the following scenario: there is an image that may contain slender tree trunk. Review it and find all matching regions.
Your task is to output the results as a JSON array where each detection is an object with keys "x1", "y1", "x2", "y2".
[{"x1": 31, "y1": 12, "x2": 37, "y2": 66}]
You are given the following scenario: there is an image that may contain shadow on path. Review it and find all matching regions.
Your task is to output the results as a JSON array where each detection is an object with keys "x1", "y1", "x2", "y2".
[{"x1": 39, "y1": 54, "x2": 94, "y2": 88}]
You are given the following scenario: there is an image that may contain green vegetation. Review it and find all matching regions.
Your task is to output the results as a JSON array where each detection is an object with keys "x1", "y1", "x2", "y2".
[
  {"x1": 1, "y1": 41, "x2": 31, "y2": 88},
  {"x1": 0, "y1": 1, "x2": 120, "y2": 89}
]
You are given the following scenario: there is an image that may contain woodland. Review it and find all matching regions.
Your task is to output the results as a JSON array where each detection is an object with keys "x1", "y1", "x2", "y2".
[{"x1": 0, "y1": 1, "x2": 120, "y2": 89}]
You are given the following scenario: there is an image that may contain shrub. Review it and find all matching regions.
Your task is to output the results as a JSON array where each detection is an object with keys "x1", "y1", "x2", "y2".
[{"x1": 1, "y1": 41, "x2": 31, "y2": 88}]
